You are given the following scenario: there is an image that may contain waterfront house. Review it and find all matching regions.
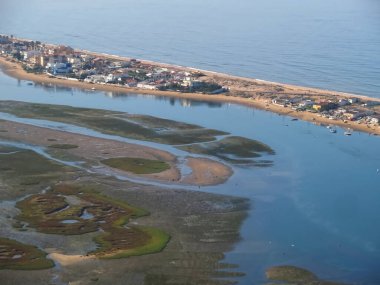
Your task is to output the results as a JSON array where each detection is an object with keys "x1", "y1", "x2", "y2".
[
  {"x1": 48, "y1": 62, "x2": 72, "y2": 75},
  {"x1": 338, "y1": 99, "x2": 350, "y2": 107},
  {"x1": 313, "y1": 104, "x2": 322, "y2": 111},
  {"x1": 364, "y1": 101, "x2": 380, "y2": 107},
  {"x1": 0, "y1": 36, "x2": 11, "y2": 44},
  {"x1": 137, "y1": 82, "x2": 157, "y2": 90},
  {"x1": 272, "y1": 98, "x2": 288, "y2": 107},
  {"x1": 298, "y1": 100, "x2": 315, "y2": 108},
  {"x1": 106, "y1": 74, "x2": 116, "y2": 83},
  {"x1": 23, "y1": 50, "x2": 41, "y2": 60},
  {"x1": 348, "y1": 97, "x2": 360, "y2": 104},
  {"x1": 84, "y1": 75, "x2": 107, "y2": 83},
  {"x1": 344, "y1": 108, "x2": 375, "y2": 121}
]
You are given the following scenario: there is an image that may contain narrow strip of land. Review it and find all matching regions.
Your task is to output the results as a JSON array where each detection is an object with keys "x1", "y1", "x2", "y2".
[{"x1": 0, "y1": 56, "x2": 378, "y2": 136}]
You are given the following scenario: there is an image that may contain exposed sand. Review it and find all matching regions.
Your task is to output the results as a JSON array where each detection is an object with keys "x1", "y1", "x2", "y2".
[
  {"x1": 47, "y1": 253, "x2": 94, "y2": 267},
  {"x1": 1, "y1": 56, "x2": 379, "y2": 136},
  {"x1": 181, "y1": 157, "x2": 232, "y2": 186},
  {"x1": 0, "y1": 119, "x2": 232, "y2": 186}
]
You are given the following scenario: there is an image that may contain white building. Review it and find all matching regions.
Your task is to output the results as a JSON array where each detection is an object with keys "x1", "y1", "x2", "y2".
[{"x1": 23, "y1": 50, "x2": 41, "y2": 60}]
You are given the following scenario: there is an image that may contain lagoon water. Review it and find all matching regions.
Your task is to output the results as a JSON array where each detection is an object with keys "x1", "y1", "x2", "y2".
[
  {"x1": 0, "y1": 71, "x2": 380, "y2": 284},
  {"x1": 0, "y1": 0, "x2": 380, "y2": 284},
  {"x1": 0, "y1": 0, "x2": 379, "y2": 97}
]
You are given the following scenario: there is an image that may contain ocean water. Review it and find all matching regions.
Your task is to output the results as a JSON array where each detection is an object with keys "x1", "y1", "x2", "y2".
[
  {"x1": 0, "y1": 0, "x2": 379, "y2": 97},
  {"x1": 0, "y1": 72, "x2": 379, "y2": 284}
]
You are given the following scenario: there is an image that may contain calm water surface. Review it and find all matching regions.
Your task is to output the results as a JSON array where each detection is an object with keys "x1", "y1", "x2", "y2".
[
  {"x1": 0, "y1": 0, "x2": 379, "y2": 97},
  {"x1": 0, "y1": 71, "x2": 379, "y2": 284}
]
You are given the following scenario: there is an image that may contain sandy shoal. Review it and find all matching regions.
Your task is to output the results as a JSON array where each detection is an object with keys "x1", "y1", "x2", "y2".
[
  {"x1": 0, "y1": 119, "x2": 232, "y2": 186},
  {"x1": 181, "y1": 157, "x2": 232, "y2": 186}
]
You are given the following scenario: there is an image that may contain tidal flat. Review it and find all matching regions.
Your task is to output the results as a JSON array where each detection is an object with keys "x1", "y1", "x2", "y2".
[
  {"x1": 0, "y1": 101, "x2": 275, "y2": 168},
  {"x1": 0, "y1": 101, "x2": 252, "y2": 284},
  {"x1": 0, "y1": 101, "x2": 227, "y2": 145},
  {"x1": 0, "y1": 143, "x2": 249, "y2": 284}
]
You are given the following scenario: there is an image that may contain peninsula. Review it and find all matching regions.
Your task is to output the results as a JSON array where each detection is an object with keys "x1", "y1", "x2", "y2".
[{"x1": 0, "y1": 34, "x2": 379, "y2": 135}]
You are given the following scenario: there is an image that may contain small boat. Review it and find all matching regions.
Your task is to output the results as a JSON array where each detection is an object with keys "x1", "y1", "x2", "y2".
[
  {"x1": 91, "y1": 87, "x2": 96, "y2": 91},
  {"x1": 330, "y1": 128, "x2": 337, "y2": 133},
  {"x1": 344, "y1": 129, "x2": 352, "y2": 136},
  {"x1": 291, "y1": 118, "x2": 298, "y2": 121},
  {"x1": 326, "y1": 125, "x2": 331, "y2": 129}
]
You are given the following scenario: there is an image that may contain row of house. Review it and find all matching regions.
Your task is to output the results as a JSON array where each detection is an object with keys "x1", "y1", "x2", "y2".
[
  {"x1": 271, "y1": 94, "x2": 380, "y2": 126},
  {"x1": 0, "y1": 35, "x2": 225, "y2": 94}
]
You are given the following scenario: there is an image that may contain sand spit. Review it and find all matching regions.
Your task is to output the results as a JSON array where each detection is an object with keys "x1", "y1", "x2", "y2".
[{"x1": 1, "y1": 56, "x2": 379, "y2": 136}]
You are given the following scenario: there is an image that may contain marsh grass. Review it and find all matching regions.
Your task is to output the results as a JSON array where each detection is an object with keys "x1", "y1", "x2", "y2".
[
  {"x1": 48, "y1": 144, "x2": 78, "y2": 149},
  {"x1": 16, "y1": 184, "x2": 170, "y2": 258},
  {"x1": 178, "y1": 136, "x2": 275, "y2": 165},
  {"x1": 0, "y1": 237, "x2": 54, "y2": 270},
  {"x1": 0, "y1": 101, "x2": 226, "y2": 144},
  {"x1": 101, "y1": 157, "x2": 170, "y2": 174},
  {"x1": 266, "y1": 265, "x2": 317, "y2": 282}
]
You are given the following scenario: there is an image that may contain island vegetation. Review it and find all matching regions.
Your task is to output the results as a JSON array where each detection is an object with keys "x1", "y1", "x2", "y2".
[
  {"x1": 0, "y1": 237, "x2": 54, "y2": 270},
  {"x1": 101, "y1": 157, "x2": 170, "y2": 175},
  {"x1": 16, "y1": 184, "x2": 170, "y2": 258}
]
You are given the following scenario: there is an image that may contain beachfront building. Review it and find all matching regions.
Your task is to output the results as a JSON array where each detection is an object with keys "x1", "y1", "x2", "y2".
[
  {"x1": 23, "y1": 50, "x2": 41, "y2": 60},
  {"x1": 84, "y1": 75, "x2": 107, "y2": 83},
  {"x1": 137, "y1": 82, "x2": 158, "y2": 90},
  {"x1": 47, "y1": 62, "x2": 72, "y2": 75}
]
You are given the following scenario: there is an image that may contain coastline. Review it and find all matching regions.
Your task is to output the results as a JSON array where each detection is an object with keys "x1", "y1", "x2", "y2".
[{"x1": 0, "y1": 56, "x2": 379, "y2": 136}]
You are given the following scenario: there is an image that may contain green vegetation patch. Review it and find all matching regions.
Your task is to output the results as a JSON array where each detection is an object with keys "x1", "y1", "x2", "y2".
[
  {"x1": 0, "y1": 101, "x2": 227, "y2": 145},
  {"x1": 178, "y1": 136, "x2": 275, "y2": 165},
  {"x1": 266, "y1": 265, "x2": 317, "y2": 283},
  {"x1": 101, "y1": 157, "x2": 170, "y2": 174},
  {"x1": 265, "y1": 265, "x2": 344, "y2": 285},
  {"x1": 0, "y1": 237, "x2": 54, "y2": 270},
  {"x1": 16, "y1": 184, "x2": 169, "y2": 258},
  {"x1": 0, "y1": 146, "x2": 72, "y2": 190},
  {"x1": 122, "y1": 114, "x2": 201, "y2": 131},
  {"x1": 48, "y1": 144, "x2": 79, "y2": 149}
]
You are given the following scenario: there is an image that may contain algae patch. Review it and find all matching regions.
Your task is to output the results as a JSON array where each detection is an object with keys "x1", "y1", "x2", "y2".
[
  {"x1": 178, "y1": 136, "x2": 275, "y2": 165},
  {"x1": 101, "y1": 157, "x2": 170, "y2": 174},
  {"x1": 265, "y1": 265, "x2": 345, "y2": 285},
  {"x1": 48, "y1": 144, "x2": 79, "y2": 149},
  {"x1": 0, "y1": 101, "x2": 227, "y2": 145},
  {"x1": 15, "y1": 184, "x2": 170, "y2": 258},
  {"x1": 0, "y1": 237, "x2": 54, "y2": 270}
]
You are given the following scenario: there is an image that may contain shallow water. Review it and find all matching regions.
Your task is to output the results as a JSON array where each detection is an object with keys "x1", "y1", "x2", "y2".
[
  {"x1": 0, "y1": 71, "x2": 379, "y2": 284},
  {"x1": 0, "y1": 0, "x2": 379, "y2": 97}
]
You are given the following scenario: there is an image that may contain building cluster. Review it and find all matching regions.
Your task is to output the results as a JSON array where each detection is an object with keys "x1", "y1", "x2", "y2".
[
  {"x1": 270, "y1": 95, "x2": 380, "y2": 126},
  {"x1": 0, "y1": 35, "x2": 378, "y2": 127},
  {"x1": 0, "y1": 35, "x2": 226, "y2": 94}
]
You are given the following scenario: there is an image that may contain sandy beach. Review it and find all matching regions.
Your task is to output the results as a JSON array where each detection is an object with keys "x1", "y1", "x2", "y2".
[{"x1": 0, "y1": 56, "x2": 379, "y2": 136}]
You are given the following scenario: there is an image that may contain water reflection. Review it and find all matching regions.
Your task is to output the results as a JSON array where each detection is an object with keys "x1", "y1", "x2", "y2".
[{"x1": 32, "y1": 81, "x2": 223, "y2": 108}]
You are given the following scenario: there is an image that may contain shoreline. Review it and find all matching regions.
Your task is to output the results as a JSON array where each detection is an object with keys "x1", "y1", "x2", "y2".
[{"x1": 0, "y1": 56, "x2": 379, "y2": 136}]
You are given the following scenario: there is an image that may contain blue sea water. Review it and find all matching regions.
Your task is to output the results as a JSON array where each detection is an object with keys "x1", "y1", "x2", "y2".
[
  {"x1": 0, "y1": 0, "x2": 379, "y2": 97},
  {"x1": 0, "y1": 0, "x2": 380, "y2": 284}
]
